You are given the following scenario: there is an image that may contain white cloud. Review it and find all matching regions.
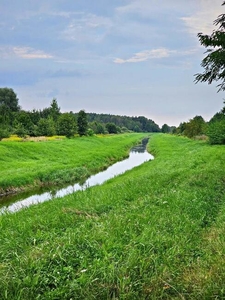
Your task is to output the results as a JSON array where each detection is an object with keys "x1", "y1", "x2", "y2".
[
  {"x1": 116, "y1": 0, "x2": 195, "y2": 17},
  {"x1": 116, "y1": 0, "x2": 224, "y2": 38},
  {"x1": 62, "y1": 13, "x2": 112, "y2": 42},
  {"x1": 181, "y1": 0, "x2": 223, "y2": 35},
  {"x1": 116, "y1": 0, "x2": 163, "y2": 17},
  {"x1": 116, "y1": 0, "x2": 148, "y2": 15},
  {"x1": 114, "y1": 48, "x2": 173, "y2": 64},
  {"x1": 49, "y1": 11, "x2": 84, "y2": 18},
  {"x1": 0, "y1": 46, "x2": 53, "y2": 59},
  {"x1": 13, "y1": 47, "x2": 53, "y2": 59}
]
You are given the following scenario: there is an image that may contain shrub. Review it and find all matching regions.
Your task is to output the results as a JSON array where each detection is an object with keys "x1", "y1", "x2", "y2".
[
  {"x1": 87, "y1": 128, "x2": 94, "y2": 136},
  {"x1": 37, "y1": 118, "x2": 56, "y2": 137},
  {"x1": 0, "y1": 128, "x2": 10, "y2": 141},
  {"x1": 106, "y1": 123, "x2": 118, "y2": 134},
  {"x1": 14, "y1": 123, "x2": 28, "y2": 138},
  {"x1": 57, "y1": 113, "x2": 76, "y2": 138},
  {"x1": 207, "y1": 120, "x2": 225, "y2": 144}
]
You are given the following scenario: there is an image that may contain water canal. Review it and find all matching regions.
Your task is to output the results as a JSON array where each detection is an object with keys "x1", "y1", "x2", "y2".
[{"x1": 0, "y1": 139, "x2": 154, "y2": 213}]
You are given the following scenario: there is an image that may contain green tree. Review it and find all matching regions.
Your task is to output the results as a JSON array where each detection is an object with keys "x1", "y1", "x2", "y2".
[
  {"x1": 195, "y1": 1, "x2": 225, "y2": 92},
  {"x1": 14, "y1": 123, "x2": 27, "y2": 138},
  {"x1": 89, "y1": 122, "x2": 106, "y2": 134},
  {"x1": 0, "y1": 88, "x2": 20, "y2": 127},
  {"x1": 177, "y1": 122, "x2": 187, "y2": 135},
  {"x1": 86, "y1": 112, "x2": 160, "y2": 133},
  {"x1": 0, "y1": 88, "x2": 20, "y2": 112},
  {"x1": 13, "y1": 110, "x2": 34, "y2": 136},
  {"x1": 77, "y1": 110, "x2": 88, "y2": 136},
  {"x1": 207, "y1": 102, "x2": 225, "y2": 144},
  {"x1": 28, "y1": 109, "x2": 41, "y2": 126},
  {"x1": 0, "y1": 128, "x2": 10, "y2": 141},
  {"x1": 37, "y1": 118, "x2": 56, "y2": 137},
  {"x1": 49, "y1": 98, "x2": 60, "y2": 122},
  {"x1": 161, "y1": 124, "x2": 170, "y2": 133},
  {"x1": 106, "y1": 123, "x2": 118, "y2": 134},
  {"x1": 57, "y1": 113, "x2": 76, "y2": 138},
  {"x1": 133, "y1": 124, "x2": 141, "y2": 132},
  {"x1": 171, "y1": 126, "x2": 177, "y2": 134},
  {"x1": 184, "y1": 116, "x2": 206, "y2": 138},
  {"x1": 87, "y1": 128, "x2": 94, "y2": 136},
  {"x1": 116, "y1": 126, "x2": 121, "y2": 133},
  {"x1": 40, "y1": 107, "x2": 51, "y2": 119},
  {"x1": 121, "y1": 126, "x2": 130, "y2": 133},
  {"x1": 207, "y1": 120, "x2": 225, "y2": 144},
  {"x1": 96, "y1": 123, "x2": 105, "y2": 134},
  {"x1": 209, "y1": 111, "x2": 225, "y2": 123}
]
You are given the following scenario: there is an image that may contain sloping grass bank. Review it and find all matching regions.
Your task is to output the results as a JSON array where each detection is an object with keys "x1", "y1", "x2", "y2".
[
  {"x1": 0, "y1": 133, "x2": 146, "y2": 194},
  {"x1": 1, "y1": 134, "x2": 225, "y2": 299}
]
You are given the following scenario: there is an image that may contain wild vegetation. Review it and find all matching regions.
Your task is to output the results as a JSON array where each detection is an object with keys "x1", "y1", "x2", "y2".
[
  {"x1": 1, "y1": 134, "x2": 225, "y2": 299},
  {"x1": 86, "y1": 113, "x2": 161, "y2": 133},
  {"x1": 173, "y1": 106, "x2": 225, "y2": 144},
  {"x1": 0, "y1": 133, "x2": 146, "y2": 195},
  {"x1": 1, "y1": 83, "x2": 225, "y2": 144},
  {"x1": 0, "y1": 88, "x2": 160, "y2": 141}
]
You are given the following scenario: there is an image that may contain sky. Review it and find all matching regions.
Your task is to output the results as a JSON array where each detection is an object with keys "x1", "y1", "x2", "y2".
[{"x1": 1, "y1": 0, "x2": 225, "y2": 127}]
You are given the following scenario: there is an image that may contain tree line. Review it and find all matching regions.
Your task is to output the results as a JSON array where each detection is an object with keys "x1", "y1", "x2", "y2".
[
  {"x1": 0, "y1": 90, "x2": 83, "y2": 139},
  {"x1": 172, "y1": 109, "x2": 225, "y2": 144},
  {"x1": 1, "y1": 86, "x2": 225, "y2": 144},
  {"x1": 0, "y1": 88, "x2": 160, "y2": 140},
  {"x1": 85, "y1": 113, "x2": 160, "y2": 133}
]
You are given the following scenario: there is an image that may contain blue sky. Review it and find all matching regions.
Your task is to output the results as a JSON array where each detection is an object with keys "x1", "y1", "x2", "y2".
[{"x1": 0, "y1": 0, "x2": 224, "y2": 126}]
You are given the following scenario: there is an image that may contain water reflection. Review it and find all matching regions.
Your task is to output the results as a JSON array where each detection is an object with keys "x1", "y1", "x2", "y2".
[{"x1": 0, "y1": 140, "x2": 153, "y2": 213}]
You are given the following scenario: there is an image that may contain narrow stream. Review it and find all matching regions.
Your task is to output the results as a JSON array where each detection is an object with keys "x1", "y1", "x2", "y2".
[{"x1": 0, "y1": 139, "x2": 154, "y2": 213}]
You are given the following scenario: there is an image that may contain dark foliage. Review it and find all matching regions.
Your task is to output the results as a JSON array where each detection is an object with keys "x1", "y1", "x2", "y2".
[
  {"x1": 106, "y1": 122, "x2": 118, "y2": 134},
  {"x1": 57, "y1": 113, "x2": 76, "y2": 138},
  {"x1": 195, "y1": 2, "x2": 225, "y2": 92},
  {"x1": 77, "y1": 110, "x2": 88, "y2": 136},
  {"x1": 86, "y1": 113, "x2": 160, "y2": 133},
  {"x1": 0, "y1": 88, "x2": 161, "y2": 139}
]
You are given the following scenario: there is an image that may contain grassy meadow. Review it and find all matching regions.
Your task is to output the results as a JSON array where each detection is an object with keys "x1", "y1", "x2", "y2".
[
  {"x1": 0, "y1": 133, "x2": 146, "y2": 194},
  {"x1": 1, "y1": 134, "x2": 225, "y2": 299}
]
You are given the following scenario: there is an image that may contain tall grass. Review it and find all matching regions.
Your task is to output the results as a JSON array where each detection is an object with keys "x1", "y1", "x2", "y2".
[
  {"x1": 1, "y1": 134, "x2": 225, "y2": 299},
  {"x1": 0, "y1": 133, "x2": 146, "y2": 194}
]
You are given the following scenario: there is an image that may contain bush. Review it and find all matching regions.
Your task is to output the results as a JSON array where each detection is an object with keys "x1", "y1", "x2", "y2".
[
  {"x1": 57, "y1": 113, "x2": 76, "y2": 138},
  {"x1": 0, "y1": 128, "x2": 10, "y2": 141},
  {"x1": 106, "y1": 123, "x2": 118, "y2": 134},
  {"x1": 207, "y1": 120, "x2": 225, "y2": 144},
  {"x1": 87, "y1": 128, "x2": 94, "y2": 136},
  {"x1": 183, "y1": 116, "x2": 206, "y2": 138},
  {"x1": 14, "y1": 123, "x2": 28, "y2": 138},
  {"x1": 37, "y1": 118, "x2": 56, "y2": 137}
]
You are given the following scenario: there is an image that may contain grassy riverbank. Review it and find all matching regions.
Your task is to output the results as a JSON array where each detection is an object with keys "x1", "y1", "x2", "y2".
[
  {"x1": 1, "y1": 134, "x2": 225, "y2": 299},
  {"x1": 0, "y1": 133, "x2": 146, "y2": 194}
]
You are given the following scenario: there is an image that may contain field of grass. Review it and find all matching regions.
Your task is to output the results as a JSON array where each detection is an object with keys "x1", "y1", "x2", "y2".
[
  {"x1": 1, "y1": 134, "x2": 225, "y2": 299},
  {"x1": 0, "y1": 133, "x2": 146, "y2": 194}
]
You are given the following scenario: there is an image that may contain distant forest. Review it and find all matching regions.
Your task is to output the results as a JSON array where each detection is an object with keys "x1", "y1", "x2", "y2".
[
  {"x1": 2, "y1": 87, "x2": 225, "y2": 144},
  {"x1": 0, "y1": 88, "x2": 161, "y2": 140},
  {"x1": 84, "y1": 113, "x2": 160, "y2": 133}
]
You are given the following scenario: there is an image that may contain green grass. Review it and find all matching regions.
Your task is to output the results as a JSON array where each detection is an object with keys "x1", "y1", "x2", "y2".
[
  {"x1": 1, "y1": 134, "x2": 225, "y2": 299},
  {"x1": 0, "y1": 133, "x2": 146, "y2": 194}
]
